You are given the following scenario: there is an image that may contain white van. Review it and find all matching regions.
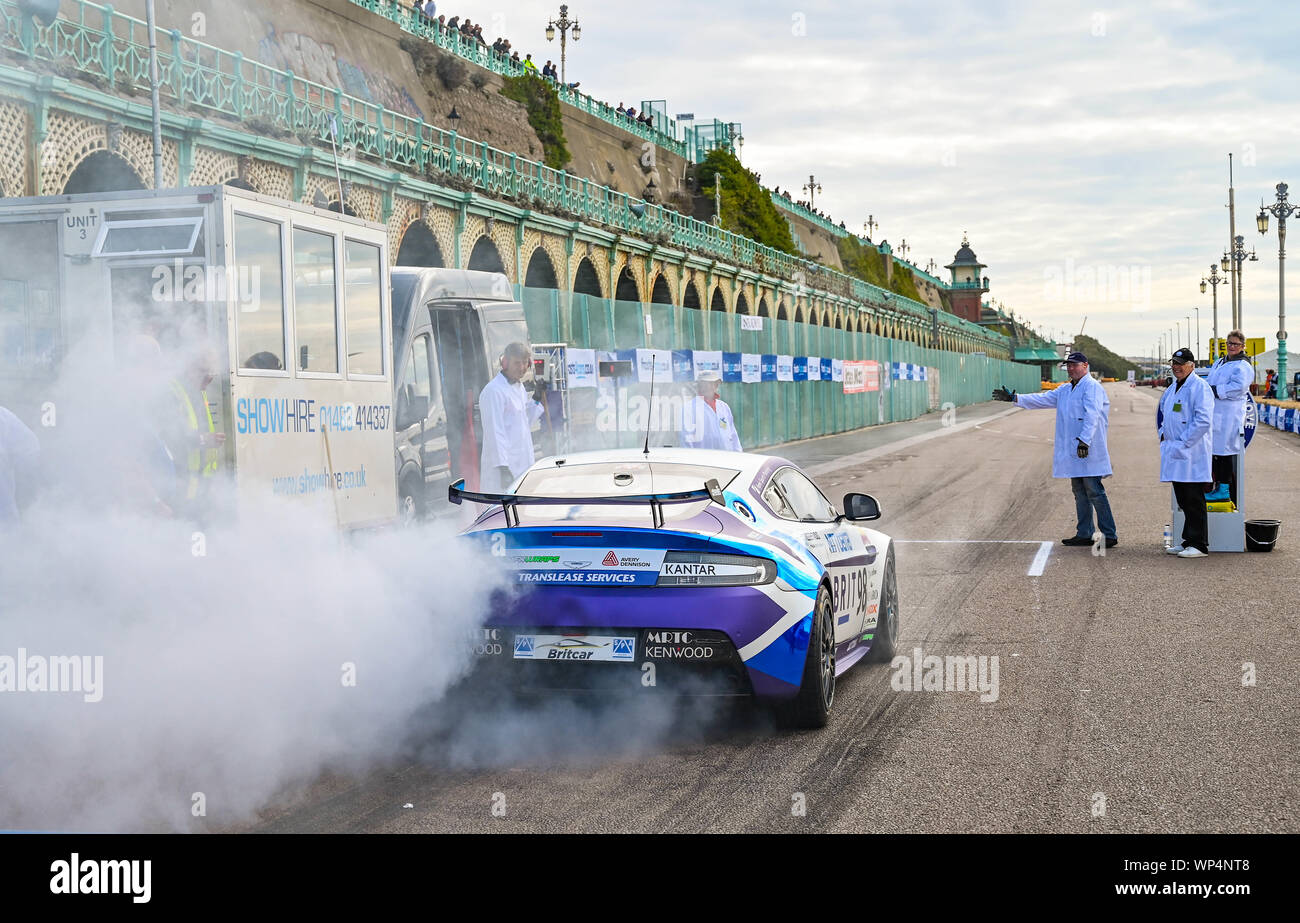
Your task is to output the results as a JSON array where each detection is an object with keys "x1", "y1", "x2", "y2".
[
  {"x1": 389, "y1": 267, "x2": 528, "y2": 518},
  {"x1": 0, "y1": 185, "x2": 396, "y2": 529}
]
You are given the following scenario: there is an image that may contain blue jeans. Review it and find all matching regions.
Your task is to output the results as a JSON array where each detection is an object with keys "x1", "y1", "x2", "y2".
[{"x1": 1071, "y1": 476, "x2": 1117, "y2": 540}]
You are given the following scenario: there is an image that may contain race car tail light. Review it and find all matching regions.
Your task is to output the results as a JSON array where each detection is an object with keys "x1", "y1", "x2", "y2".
[{"x1": 656, "y1": 552, "x2": 776, "y2": 587}]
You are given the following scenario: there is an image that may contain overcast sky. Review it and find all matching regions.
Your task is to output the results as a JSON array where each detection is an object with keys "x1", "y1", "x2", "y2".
[{"x1": 478, "y1": 0, "x2": 1300, "y2": 358}]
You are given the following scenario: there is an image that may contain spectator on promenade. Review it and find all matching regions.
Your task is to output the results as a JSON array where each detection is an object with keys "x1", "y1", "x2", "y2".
[
  {"x1": 617, "y1": 102, "x2": 626, "y2": 115},
  {"x1": 626, "y1": 106, "x2": 637, "y2": 119},
  {"x1": 510, "y1": 50, "x2": 521, "y2": 66},
  {"x1": 523, "y1": 53, "x2": 537, "y2": 73},
  {"x1": 542, "y1": 60, "x2": 555, "y2": 79},
  {"x1": 447, "y1": 14, "x2": 459, "y2": 29}
]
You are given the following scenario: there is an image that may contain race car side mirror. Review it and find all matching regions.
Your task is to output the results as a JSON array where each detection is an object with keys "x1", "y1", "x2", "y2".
[{"x1": 842, "y1": 493, "x2": 881, "y2": 521}]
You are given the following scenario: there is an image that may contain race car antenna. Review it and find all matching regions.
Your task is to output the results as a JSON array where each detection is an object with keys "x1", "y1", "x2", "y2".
[{"x1": 643, "y1": 350, "x2": 656, "y2": 455}]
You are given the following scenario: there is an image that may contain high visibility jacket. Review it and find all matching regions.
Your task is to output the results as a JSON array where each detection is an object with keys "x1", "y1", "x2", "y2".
[{"x1": 170, "y1": 381, "x2": 218, "y2": 500}]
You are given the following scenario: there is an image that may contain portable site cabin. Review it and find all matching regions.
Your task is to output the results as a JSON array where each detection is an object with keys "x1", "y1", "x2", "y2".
[{"x1": 0, "y1": 185, "x2": 396, "y2": 529}]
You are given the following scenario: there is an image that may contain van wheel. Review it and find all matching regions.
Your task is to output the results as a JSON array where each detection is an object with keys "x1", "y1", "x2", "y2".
[{"x1": 399, "y1": 477, "x2": 425, "y2": 524}]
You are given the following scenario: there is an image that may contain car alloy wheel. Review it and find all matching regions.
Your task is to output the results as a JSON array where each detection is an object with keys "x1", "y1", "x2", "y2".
[
  {"x1": 868, "y1": 552, "x2": 898, "y2": 661},
  {"x1": 817, "y1": 591, "x2": 835, "y2": 711}
]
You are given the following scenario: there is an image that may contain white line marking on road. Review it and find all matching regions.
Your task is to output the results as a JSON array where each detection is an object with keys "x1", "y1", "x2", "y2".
[
  {"x1": 894, "y1": 539, "x2": 1044, "y2": 544},
  {"x1": 1027, "y1": 541, "x2": 1053, "y2": 577},
  {"x1": 894, "y1": 539, "x2": 1053, "y2": 576},
  {"x1": 805, "y1": 407, "x2": 1020, "y2": 477}
]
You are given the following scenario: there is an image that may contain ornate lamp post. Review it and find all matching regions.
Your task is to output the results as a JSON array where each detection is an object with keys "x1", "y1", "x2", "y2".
[
  {"x1": 545, "y1": 4, "x2": 581, "y2": 86},
  {"x1": 864, "y1": 215, "x2": 877, "y2": 239},
  {"x1": 1258, "y1": 181, "x2": 1298, "y2": 399},
  {"x1": 1222, "y1": 233, "x2": 1258, "y2": 331},
  {"x1": 897, "y1": 239, "x2": 911, "y2": 261},
  {"x1": 802, "y1": 175, "x2": 822, "y2": 209},
  {"x1": 1200, "y1": 263, "x2": 1227, "y2": 358}
]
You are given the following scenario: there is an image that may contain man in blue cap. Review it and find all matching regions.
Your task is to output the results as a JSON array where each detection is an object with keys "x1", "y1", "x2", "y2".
[{"x1": 993, "y1": 351, "x2": 1117, "y2": 547}]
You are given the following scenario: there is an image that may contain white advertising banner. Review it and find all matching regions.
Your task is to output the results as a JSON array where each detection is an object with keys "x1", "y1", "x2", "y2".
[
  {"x1": 565, "y1": 348, "x2": 598, "y2": 388},
  {"x1": 776, "y1": 355, "x2": 794, "y2": 381},
  {"x1": 635, "y1": 348, "x2": 672, "y2": 383},
  {"x1": 741, "y1": 354, "x2": 762, "y2": 383},
  {"x1": 692, "y1": 350, "x2": 723, "y2": 380}
]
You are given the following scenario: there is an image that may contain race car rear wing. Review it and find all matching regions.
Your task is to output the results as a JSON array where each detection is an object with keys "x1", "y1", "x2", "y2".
[{"x1": 448, "y1": 478, "x2": 726, "y2": 529}]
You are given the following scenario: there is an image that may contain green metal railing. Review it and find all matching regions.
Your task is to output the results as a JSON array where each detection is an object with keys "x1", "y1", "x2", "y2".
[
  {"x1": 770, "y1": 192, "x2": 851, "y2": 240},
  {"x1": 0, "y1": 0, "x2": 1008, "y2": 353},
  {"x1": 346, "y1": 0, "x2": 689, "y2": 158},
  {"x1": 520, "y1": 289, "x2": 1040, "y2": 450}
]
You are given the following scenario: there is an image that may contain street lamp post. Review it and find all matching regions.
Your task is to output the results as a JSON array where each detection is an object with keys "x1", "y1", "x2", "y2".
[
  {"x1": 1193, "y1": 305, "x2": 1200, "y2": 362},
  {"x1": 1258, "y1": 181, "x2": 1298, "y2": 400},
  {"x1": 897, "y1": 239, "x2": 911, "y2": 261},
  {"x1": 1201, "y1": 263, "x2": 1227, "y2": 358},
  {"x1": 1223, "y1": 233, "x2": 1258, "y2": 332},
  {"x1": 864, "y1": 215, "x2": 877, "y2": 239},
  {"x1": 545, "y1": 4, "x2": 581, "y2": 86},
  {"x1": 803, "y1": 175, "x2": 822, "y2": 209}
]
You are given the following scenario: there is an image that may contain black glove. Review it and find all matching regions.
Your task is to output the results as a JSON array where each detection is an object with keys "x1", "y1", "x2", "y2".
[
  {"x1": 529, "y1": 377, "x2": 546, "y2": 401},
  {"x1": 1076, "y1": 440, "x2": 1089, "y2": 459},
  {"x1": 992, "y1": 387, "x2": 1017, "y2": 402}
]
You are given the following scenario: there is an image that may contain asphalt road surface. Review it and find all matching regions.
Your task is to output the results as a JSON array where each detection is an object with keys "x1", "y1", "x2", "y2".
[{"x1": 252, "y1": 384, "x2": 1299, "y2": 833}]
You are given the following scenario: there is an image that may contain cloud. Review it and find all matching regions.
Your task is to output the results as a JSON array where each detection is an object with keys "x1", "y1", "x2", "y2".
[{"x1": 473, "y1": 0, "x2": 1298, "y2": 354}]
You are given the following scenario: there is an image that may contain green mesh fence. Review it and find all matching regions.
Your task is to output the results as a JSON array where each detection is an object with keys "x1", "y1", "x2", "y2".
[{"x1": 522, "y1": 291, "x2": 1039, "y2": 450}]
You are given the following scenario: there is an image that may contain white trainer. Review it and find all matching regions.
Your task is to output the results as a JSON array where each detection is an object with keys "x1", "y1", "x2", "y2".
[
  {"x1": 1177, "y1": 546, "x2": 1207, "y2": 558},
  {"x1": 1166, "y1": 545, "x2": 1184, "y2": 555}
]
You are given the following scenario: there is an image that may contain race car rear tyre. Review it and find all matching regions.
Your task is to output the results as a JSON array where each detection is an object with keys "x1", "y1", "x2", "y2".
[
  {"x1": 867, "y1": 548, "x2": 898, "y2": 662},
  {"x1": 789, "y1": 584, "x2": 835, "y2": 728}
]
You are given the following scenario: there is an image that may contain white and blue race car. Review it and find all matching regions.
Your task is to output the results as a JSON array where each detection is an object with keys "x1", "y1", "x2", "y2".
[{"x1": 451, "y1": 448, "x2": 899, "y2": 727}]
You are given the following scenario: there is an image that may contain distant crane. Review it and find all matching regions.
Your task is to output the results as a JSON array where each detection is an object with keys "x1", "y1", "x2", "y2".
[{"x1": 1078, "y1": 315, "x2": 1088, "y2": 338}]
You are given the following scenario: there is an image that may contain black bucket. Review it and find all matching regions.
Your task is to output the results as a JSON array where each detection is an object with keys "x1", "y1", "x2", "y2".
[{"x1": 1245, "y1": 519, "x2": 1280, "y2": 552}]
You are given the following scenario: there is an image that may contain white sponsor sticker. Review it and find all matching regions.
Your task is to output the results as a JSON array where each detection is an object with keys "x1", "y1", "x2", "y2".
[
  {"x1": 659, "y1": 561, "x2": 758, "y2": 578},
  {"x1": 513, "y1": 634, "x2": 637, "y2": 662}
]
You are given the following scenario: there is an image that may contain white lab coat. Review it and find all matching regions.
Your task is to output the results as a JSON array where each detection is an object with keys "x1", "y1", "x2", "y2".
[
  {"x1": 1013, "y1": 376, "x2": 1112, "y2": 478},
  {"x1": 681, "y1": 395, "x2": 742, "y2": 452},
  {"x1": 1206, "y1": 356, "x2": 1253, "y2": 455},
  {"x1": 1158, "y1": 373, "x2": 1213, "y2": 483},
  {"x1": 478, "y1": 373, "x2": 543, "y2": 492}
]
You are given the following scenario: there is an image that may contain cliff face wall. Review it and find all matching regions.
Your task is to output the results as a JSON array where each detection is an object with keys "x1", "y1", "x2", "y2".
[
  {"x1": 109, "y1": 0, "x2": 688, "y2": 203},
  {"x1": 773, "y1": 203, "x2": 845, "y2": 268}
]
